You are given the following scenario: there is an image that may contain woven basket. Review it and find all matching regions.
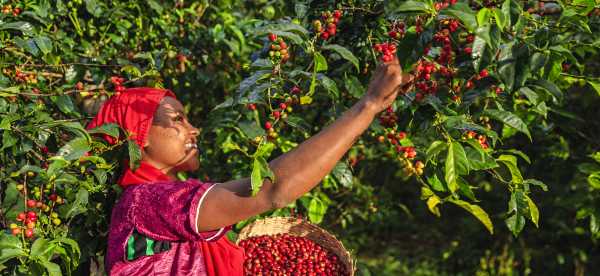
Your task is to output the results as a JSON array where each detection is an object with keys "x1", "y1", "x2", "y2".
[{"x1": 237, "y1": 216, "x2": 355, "y2": 276}]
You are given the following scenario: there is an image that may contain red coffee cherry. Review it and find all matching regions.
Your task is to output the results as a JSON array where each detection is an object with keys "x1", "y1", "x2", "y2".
[{"x1": 268, "y1": 33, "x2": 277, "y2": 42}]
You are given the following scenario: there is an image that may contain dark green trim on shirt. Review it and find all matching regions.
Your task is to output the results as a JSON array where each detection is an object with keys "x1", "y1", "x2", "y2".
[{"x1": 126, "y1": 229, "x2": 171, "y2": 261}]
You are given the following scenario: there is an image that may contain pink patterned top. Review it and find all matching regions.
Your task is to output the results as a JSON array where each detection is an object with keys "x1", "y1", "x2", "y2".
[{"x1": 105, "y1": 179, "x2": 242, "y2": 275}]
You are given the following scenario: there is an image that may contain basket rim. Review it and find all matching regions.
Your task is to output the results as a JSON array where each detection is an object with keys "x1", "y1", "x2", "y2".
[{"x1": 236, "y1": 216, "x2": 356, "y2": 275}]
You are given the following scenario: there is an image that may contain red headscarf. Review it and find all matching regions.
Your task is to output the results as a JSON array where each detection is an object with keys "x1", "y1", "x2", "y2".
[
  {"x1": 86, "y1": 87, "x2": 175, "y2": 187},
  {"x1": 87, "y1": 87, "x2": 244, "y2": 276}
]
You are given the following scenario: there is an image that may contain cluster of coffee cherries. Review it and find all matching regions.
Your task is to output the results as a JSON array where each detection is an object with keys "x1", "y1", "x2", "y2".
[
  {"x1": 413, "y1": 60, "x2": 441, "y2": 101},
  {"x1": 434, "y1": 0, "x2": 458, "y2": 11},
  {"x1": 373, "y1": 42, "x2": 397, "y2": 62},
  {"x1": 2, "y1": 4, "x2": 21, "y2": 16},
  {"x1": 240, "y1": 233, "x2": 348, "y2": 276},
  {"x1": 313, "y1": 10, "x2": 342, "y2": 40},
  {"x1": 376, "y1": 130, "x2": 417, "y2": 158},
  {"x1": 110, "y1": 76, "x2": 126, "y2": 96},
  {"x1": 387, "y1": 21, "x2": 406, "y2": 40},
  {"x1": 267, "y1": 34, "x2": 290, "y2": 64},
  {"x1": 464, "y1": 130, "x2": 489, "y2": 149},
  {"x1": 11, "y1": 69, "x2": 37, "y2": 84},
  {"x1": 403, "y1": 159, "x2": 425, "y2": 176},
  {"x1": 10, "y1": 192, "x2": 64, "y2": 239},
  {"x1": 378, "y1": 106, "x2": 398, "y2": 127},
  {"x1": 10, "y1": 210, "x2": 37, "y2": 238},
  {"x1": 432, "y1": 18, "x2": 463, "y2": 65},
  {"x1": 18, "y1": 183, "x2": 65, "y2": 207},
  {"x1": 250, "y1": 86, "x2": 301, "y2": 140}
]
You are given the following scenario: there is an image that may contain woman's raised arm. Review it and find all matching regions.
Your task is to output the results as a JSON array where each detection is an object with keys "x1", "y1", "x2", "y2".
[{"x1": 197, "y1": 57, "x2": 413, "y2": 232}]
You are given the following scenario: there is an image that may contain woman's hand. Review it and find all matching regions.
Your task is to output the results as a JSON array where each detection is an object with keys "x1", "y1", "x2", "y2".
[
  {"x1": 361, "y1": 56, "x2": 414, "y2": 114},
  {"x1": 197, "y1": 56, "x2": 414, "y2": 232}
]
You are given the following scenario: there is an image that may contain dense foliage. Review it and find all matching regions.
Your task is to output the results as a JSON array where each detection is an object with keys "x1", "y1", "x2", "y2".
[{"x1": 1, "y1": 0, "x2": 599, "y2": 275}]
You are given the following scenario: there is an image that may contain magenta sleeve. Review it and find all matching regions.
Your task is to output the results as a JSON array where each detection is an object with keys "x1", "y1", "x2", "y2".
[{"x1": 130, "y1": 179, "x2": 227, "y2": 242}]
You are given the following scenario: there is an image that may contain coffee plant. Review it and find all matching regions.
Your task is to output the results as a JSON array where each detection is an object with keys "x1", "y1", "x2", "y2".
[{"x1": 1, "y1": 0, "x2": 599, "y2": 275}]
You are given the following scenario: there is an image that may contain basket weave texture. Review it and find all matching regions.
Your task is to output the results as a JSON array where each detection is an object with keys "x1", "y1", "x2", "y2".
[{"x1": 237, "y1": 216, "x2": 355, "y2": 276}]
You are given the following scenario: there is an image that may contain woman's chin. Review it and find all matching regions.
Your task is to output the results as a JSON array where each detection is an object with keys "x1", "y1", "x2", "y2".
[{"x1": 176, "y1": 160, "x2": 200, "y2": 172}]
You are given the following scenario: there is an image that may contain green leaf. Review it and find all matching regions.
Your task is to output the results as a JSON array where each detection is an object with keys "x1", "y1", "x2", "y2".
[
  {"x1": 588, "y1": 172, "x2": 600, "y2": 189},
  {"x1": 52, "y1": 95, "x2": 77, "y2": 115},
  {"x1": 449, "y1": 199, "x2": 494, "y2": 234},
  {"x1": 30, "y1": 238, "x2": 51, "y2": 258},
  {"x1": 344, "y1": 75, "x2": 365, "y2": 98},
  {"x1": 591, "y1": 152, "x2": 600, "y2": 164},
  {"x1": 497, "y1": 42, "x2": 516, "y2": 92},
  {"x1": 254, "y1": 142, "x2": 275, "y2": 158},
  {"x1": 426, "y1": 140, "x2": 446, "y2": 162},
  {"x1": 426, "y1": 195, "x2": 442, "y2": 217},
  {"x1": 0, "y1": 232, "x2": 22, "y2": 250},
  {"x1": 87, "y1": 123, "x2": 120, "y2": 139},
  {"x1": 63, "y1": 188, "x2": 89, "y2": 219},
  {"x1": 238, "y1": 121, "x2": 265, "y2": 139},
  {"x1": 484, "y1": 109, "x2": 531, "y2": 141},
  {"x1": 308, "y1": 197, "x2": 327, "y2": 224},
  {"x1": 250, "y1": 157, "x2": 274, "y2": 196},
  {"x1": 496, "y1": 154, "x2": 523, "y2": 184},
  {"x1": 500, "y1": 149, "x2": 531, "y2": 164},
  {"x1": 57, "y1": 137, "x2": 90, "y2": 161},
  {"x1": 0, "y1": 21, "x2": 34, "y2": 35},
  {"x1": 33, "y1": 36, "x2": 53, "y2": 55},
  {"x1": 390, "y1": 1, "x2": 431, "y2": 13},
  {"x1": 472, "y1": 32, "x2": 487, "y2": 72},
  {"x1": 465, "y1": 146, "x2": 498, "y2": 170},
  {"x1": 332, "y1": 162, "x2": 353, "y2": 188},
  {"x1": 322, "y1": 44, "x2": 360, "y2": 72},
  {"x1": 588, "y1": 81, "x2": 600, "y2": 96},
  {"x1": 573, "y1": 0, "x2": 595, "y2": 15},
  {"x1": 445, "y1": 142, "x2": 469, "y2": 192},
  {"x1": 13, "y1": 37, "x2": 40, "y2": 56},
  {"x1": 146, "y1": 0, "x2": 164, "y2": 14},
  {"x1": 1, "y1": 182, "x2": 18, "y2": 209},
  {"x1": 314, "y1": 52, "x2": 328, "y2": 72},
  {"x1": 40, "y1": 260, "x2": 62, "y2": 276},
  {"x1": 85, "y1": 0, "x2": 104, "y2": 17},
  {"x1": 127, "y1": 140, "x2": 142, "y2": 170},
  {"x1": 505, "y1": 191, "x2": 527, "y2": 236},
  {"x1": 441, "y1": 3, "x2": 477, "y2": 32},
  {"x1": 0, "y1": 248, "x2": 26, "y2": 265},
  {"x1": 524, "y1": 194, "x2": 539, "y2": 227},
  {"x1": 457, "y1": 177, "x2": 477, "y2": 201},
  {"x1": 476, "y1": 8, "x2": 492, "y2": 26},
  {"x1": 519, "y1": 87, "x2": 539, "y2": 105},
  {"x1": 493, "y1": 8, "x2": 507, "y2": 30},
  {"x1": 532, "y1": 79, "x2": 563, "y2": 102},
  {"x1": 427, "y1": 174, "x2": 446, "y2": 192},
  {"x1": 1, "y1": 131, "x2": 17, "y2": 152},
  {"x1": 318, "y1": 74, "x2": 339, "y2": 99},
  {"x1": 530, "y1": 52, "x2": 547, "y2": 73}
]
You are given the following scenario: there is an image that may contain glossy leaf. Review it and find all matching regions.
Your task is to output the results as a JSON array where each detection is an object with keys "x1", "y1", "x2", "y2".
[
  {"x1": 484, "y1": 109, "x2": 531, "y2": 141},
  {"x1": 449, "y1": 199, "x2": 494, "y2": 234},
  {"x1": 445, "y1": 142, "x2": 469, "y2": 192},
  {"x1": 322, "y1": 44, "x2": 360, "y2": 72}
]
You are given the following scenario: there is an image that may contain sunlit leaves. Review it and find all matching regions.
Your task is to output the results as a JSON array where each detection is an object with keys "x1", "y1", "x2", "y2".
[{"x1": 445, "y1": 142, "x2": 469, "y2": 193}]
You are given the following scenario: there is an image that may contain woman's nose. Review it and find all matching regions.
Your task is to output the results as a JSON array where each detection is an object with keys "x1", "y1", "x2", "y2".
[{"x1": 187, "y1": 122, "x2": 200, "y2": 137}]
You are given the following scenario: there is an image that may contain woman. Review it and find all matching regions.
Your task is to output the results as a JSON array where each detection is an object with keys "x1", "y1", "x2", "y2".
[{"x1": 88, "y1": 56, "x2": 413, "y2": 275}]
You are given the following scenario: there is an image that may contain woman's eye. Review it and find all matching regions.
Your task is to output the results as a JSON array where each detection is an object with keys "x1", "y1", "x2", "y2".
[{"x1": 174, "y1": 116, "x2": 183, "y2": 122}]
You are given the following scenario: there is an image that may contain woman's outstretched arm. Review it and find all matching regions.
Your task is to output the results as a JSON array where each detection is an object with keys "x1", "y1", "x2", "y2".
[{"x1": 197, "y1": 57, "x2": 413, "y2": 232}]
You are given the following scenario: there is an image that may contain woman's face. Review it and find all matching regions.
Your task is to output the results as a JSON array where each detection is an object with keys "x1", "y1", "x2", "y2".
[{"x1": 142, "y1": 96, "x2": 200, "y2": 176}]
